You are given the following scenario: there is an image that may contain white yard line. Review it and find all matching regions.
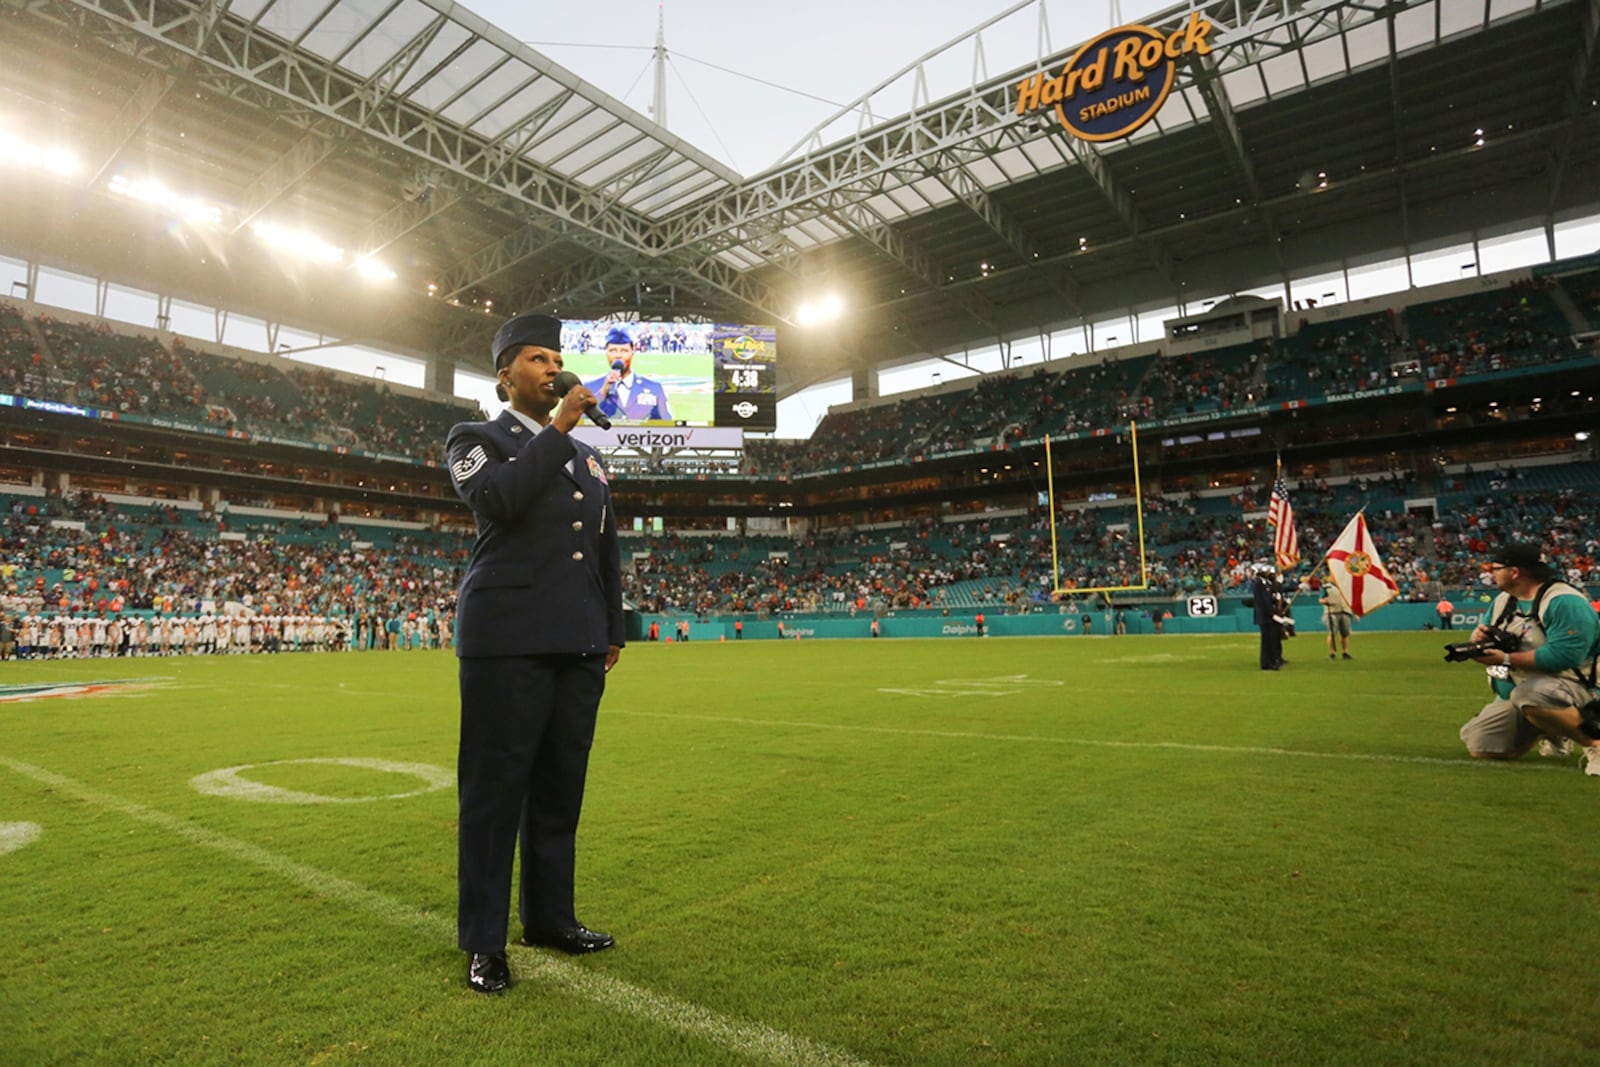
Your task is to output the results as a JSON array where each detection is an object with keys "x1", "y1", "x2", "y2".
[
  {"x1": 609, "y1": 710, "x2": 1566, "y2": 771},
  {"x1": 0, "y1": 754, "x2": 877, "y2": 1067}
]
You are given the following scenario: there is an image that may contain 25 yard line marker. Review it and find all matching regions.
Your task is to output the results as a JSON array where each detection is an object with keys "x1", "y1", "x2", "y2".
[{"x1": 0, "y1": 753, "x2": 877, "y2": 1067}]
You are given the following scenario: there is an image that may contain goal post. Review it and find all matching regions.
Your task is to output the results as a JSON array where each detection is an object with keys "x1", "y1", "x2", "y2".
[{"x1": 1045, "y1": 421, "x2": 1149, "y2": 596}]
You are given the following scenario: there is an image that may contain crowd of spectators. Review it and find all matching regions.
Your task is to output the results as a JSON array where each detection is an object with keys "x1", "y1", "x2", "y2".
[
  {"x1": 1408, "y1": 278, "x2": 1577, "y2": 381},
  {"x1": 742, "y1": 284, "x2": 1587, "y2": 478},
  {"x1": 622, "y1": 466, "x2": 1600, "y2": 616},
  {"x1": 1569, "y1": 269, "x2": 1600, "y2": 324},
  {"x1": 0, "y1": 304, "x2": 43, "y2": 397},
  {"x1": 3, "y1": 464, "x2": 1598, "y2": 633},
  {"x1": 0, "y1": 490, "x2": 465, "y2": 631},
  {"x1": 3, "y1": 273, "x2": 1598, "y2": 623},
  {"x1": 0, "y1": 303, "x2": 476, "y2": 465},
  {"x1": 1267, "y1": 311, "x2": 1401, "y2": 397},
  {"x1": 5, "y1": 269, "x2": 1594, "y2": 481},
  {"x1": 1142, "y1": 347, "x2": 1265, "y2": 414},
  {"x1": 32, "y1": 316, "x2": 211, "y2": 421}
]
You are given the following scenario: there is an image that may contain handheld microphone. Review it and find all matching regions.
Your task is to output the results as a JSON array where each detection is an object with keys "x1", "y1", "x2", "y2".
[
  {"x1": 597, "y1": 358, "x2": 625, "y2": 400},
  {"x1": 552, "y1": 370, "x2": 611, "y2": 430}
]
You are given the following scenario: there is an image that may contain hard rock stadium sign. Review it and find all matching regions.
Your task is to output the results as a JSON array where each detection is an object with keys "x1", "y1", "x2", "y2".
[{"x1": 1015, "y1": 11, "x2": 1215, "y2": 142}]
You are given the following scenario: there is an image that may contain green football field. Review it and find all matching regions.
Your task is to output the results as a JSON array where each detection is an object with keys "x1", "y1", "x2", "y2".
[{"x1": 1, "y1": 632, "x2": 1595, "y2": 1065}]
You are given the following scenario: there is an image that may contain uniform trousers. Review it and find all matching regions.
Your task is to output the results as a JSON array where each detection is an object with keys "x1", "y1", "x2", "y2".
[
  {"x1": 457, "y1": 653, "x2": 605, "y2": 954},
  {"x1": 1258, "y1": 623, "x2": 1283, "y2": 669}
]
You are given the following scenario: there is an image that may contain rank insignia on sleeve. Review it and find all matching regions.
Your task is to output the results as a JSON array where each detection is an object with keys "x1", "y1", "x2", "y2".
[{"x1": 451, "y1": 445, "x2": 488, "y2": 484}]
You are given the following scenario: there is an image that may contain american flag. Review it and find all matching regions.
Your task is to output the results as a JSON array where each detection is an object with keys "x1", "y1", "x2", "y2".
[{"x1": 1267, "y1": 468, "x2": 1300, "y2": 570}]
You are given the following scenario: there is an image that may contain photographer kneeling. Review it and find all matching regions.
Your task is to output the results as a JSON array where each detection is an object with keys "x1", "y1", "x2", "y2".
[{"x1": 1456, "y1": 544, "x2": 1600, "y2": 776}]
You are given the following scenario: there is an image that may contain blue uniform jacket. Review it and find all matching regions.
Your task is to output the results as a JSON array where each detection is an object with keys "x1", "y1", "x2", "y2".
[
  {"x1": 446, "y1": 410, "x2": 625, "y2": 658},
  {"x1": 583, "y1": 372, "x2": 673, "y2": 422},
  {"x1": 1251, "y1": 576, "x2": 1278, "y2": 626}
]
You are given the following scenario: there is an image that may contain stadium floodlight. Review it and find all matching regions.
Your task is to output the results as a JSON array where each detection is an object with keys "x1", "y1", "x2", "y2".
[
  {"x1": 354, "y1": 256, "x2": 397, "y2": 282},
  {"x1": 0, "y1": 128, "x2": 80, "y2": 178},
  {"x1": 252, "y1": 221, "x2": 343, "y2": 265},
  {"x1": 795, "y1": 294, "x2": 844, "y2": 326},
  {"x1": 106, "y1": 174, "x2": 223, "y2": 227}
]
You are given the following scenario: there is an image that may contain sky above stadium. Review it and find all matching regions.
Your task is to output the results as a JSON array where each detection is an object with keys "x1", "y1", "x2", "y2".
[{"x1": 462, "y1": 0, "x2": 1115, "y2": 176}]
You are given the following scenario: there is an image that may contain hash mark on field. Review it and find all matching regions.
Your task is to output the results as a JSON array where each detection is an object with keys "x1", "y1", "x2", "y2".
[
  {"x1": 0, "y1": 755, "x2": 877, "y2": 1067},
  {"x1": 0, "y1": 821, "x2": 42, "y2": 856},
  {"x1": 878, "y1": 674, "x2": 1066, "y2": 697},
  {"x1": 611, "y1": 711, "x2": 1567, "y2": 772},
  {"x1": 1095, "y1": 653, "x2": 1226, "y2": 664}
]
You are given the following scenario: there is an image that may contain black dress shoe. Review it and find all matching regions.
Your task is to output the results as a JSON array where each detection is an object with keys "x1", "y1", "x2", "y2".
[
  {"x1": 520, "y1": 924, "x2": 615, "y2": 954},
  {"x1": 468, "y1": 951, "x2": 511, "y2": 994}
]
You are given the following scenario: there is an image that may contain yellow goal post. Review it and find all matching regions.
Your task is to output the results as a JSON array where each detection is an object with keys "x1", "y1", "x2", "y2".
[{"x1": 1045, "y1": 421, "x2": 1149, "y2": 596}]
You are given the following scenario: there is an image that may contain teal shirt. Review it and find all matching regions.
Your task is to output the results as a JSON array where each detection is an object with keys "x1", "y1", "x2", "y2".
[
  {"x1": 1531, "y1": 591, "x2": 1600, "y2": 675},
  {"x1": 1489, "y1": 588, "x2": 1599, "y2": 700}
]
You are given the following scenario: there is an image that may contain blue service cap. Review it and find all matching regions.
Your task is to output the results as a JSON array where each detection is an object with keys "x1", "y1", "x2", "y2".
[
  {"x1": 604, "y1": 326, "x2": 634, "y2": 348},
  {"x1": 491, "y1": 312, "x2": 562, "y2": 370}
]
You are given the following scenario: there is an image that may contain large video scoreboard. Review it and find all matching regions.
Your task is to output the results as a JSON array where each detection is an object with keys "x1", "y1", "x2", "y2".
[{"x1": 559, "y1": 318, "x2": 777, "y2": 432}]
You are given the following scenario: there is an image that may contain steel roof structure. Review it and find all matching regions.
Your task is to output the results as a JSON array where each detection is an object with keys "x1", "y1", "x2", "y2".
[{"x1": 0, "y1": 0, "x2": 1595, "y2": 397}]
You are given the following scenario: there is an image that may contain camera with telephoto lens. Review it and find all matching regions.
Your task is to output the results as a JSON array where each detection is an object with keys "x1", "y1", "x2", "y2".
[{"x1": 1443, "y1": 626, "x2": 1521, "y2": 663}]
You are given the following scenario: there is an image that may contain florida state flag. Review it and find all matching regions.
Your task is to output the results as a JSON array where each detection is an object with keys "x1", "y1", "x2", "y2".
[{"x1": 1323, "y1": 512, "x2": 1399, "y2": 618}]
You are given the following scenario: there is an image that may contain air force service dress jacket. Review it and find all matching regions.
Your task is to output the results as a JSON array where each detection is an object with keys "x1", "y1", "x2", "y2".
[
  {"x1": 582, "y1": 373, "x2": 673, "y2": 423},
  {"x1": 446, "y1": 410, "x2": 624, "y2": 658}
]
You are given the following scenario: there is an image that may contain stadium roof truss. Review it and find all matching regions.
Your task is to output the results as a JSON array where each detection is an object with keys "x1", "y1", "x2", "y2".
[{"x1": 0, "y1": 0, "x2": 1596, "y2": 392}]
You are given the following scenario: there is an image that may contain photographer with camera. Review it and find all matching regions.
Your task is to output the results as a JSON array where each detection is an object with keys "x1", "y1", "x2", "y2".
[{"x1": 1455, "y1": 544, "x2": 1600, "y2": 776}]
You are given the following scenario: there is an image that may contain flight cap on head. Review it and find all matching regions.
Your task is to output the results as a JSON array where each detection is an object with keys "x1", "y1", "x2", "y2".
[
  {"x1": 491, "y1": 312, "x2": 562, "y2": 371},
  {"x1": 1490, "y1": 542, "x2": 1557, "y2": 581}
]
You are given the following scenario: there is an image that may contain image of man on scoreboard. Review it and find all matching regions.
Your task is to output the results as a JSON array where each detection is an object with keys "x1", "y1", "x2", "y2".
[{"x1": 584, "y1": 326, "x2": 673, "y2": 423}]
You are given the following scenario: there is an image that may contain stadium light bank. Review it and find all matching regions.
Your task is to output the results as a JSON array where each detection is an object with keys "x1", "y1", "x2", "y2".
[
  {"x1": 795, "y1": 294, "x2": 844, "y2": 327},
  {"x1": 0, "y1": 128, "x2": 80, "y2": 178},
  {"x1": 1, "y1": 120, "x2": 399, "y2": 287}
]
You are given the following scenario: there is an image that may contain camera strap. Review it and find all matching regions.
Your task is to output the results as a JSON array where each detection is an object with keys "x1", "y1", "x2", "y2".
[{"x1": 1492, "y1": 580, "x2": 1599, "y2": 690}]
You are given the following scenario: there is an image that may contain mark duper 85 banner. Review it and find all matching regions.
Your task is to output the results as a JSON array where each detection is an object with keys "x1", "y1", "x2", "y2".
[{"x1": 1015, "y1": 11, "x2": 1215, "y2": 142}]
